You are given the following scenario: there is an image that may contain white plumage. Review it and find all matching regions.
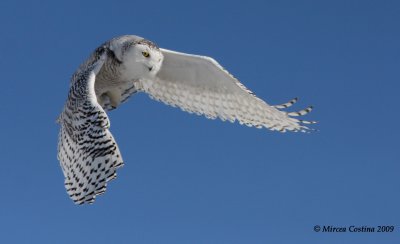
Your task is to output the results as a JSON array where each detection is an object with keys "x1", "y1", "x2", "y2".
[{"x1": 57, "y1": 35, "x2": 315, "y2": 204}]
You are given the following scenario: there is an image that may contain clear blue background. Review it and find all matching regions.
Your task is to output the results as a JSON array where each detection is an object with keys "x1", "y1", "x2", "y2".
[{"x1": 0, "y1": 0, "x2": 399, "y2": 243}]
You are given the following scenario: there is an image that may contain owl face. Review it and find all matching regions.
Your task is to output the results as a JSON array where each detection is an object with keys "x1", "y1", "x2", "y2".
[{"x1": 118, "y1": 41, "x2": 164, "y2": 81}]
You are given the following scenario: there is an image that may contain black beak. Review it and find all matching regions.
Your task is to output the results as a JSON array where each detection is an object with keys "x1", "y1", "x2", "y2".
[{"x1": 148, "y1": 66, "x2": 153, "y2": 71}]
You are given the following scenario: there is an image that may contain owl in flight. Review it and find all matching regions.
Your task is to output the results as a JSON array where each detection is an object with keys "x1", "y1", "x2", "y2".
[{"x1": 57, "y1": 35, "x2": 315, "y2": 204}]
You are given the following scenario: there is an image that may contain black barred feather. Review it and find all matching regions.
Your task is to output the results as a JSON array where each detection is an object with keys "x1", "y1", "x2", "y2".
[
  {"x1": 272, "y1": 97, "x2": 298, "y2": 109},
  {"x1": 58, "y1": 51, "x2": 123, "y2": 205},
  {"x1": 287, "y1": 106, "x2": 313, "y2": 117}
]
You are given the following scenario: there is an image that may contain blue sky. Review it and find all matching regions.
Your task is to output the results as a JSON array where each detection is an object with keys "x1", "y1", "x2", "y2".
[{"x1": 0, "y1": 0, "x2": 399, "y2": 243}]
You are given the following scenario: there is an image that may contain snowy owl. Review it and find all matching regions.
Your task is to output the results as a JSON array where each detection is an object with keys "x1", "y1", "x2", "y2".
[{"x1": 57, "y1": 35, "x2": 315, "y2": 204}]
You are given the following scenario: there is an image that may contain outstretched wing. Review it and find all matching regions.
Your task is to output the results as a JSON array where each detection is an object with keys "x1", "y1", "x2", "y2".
[
  {"x1": 139, "y1": 49, "x2": 314, "y2": 132},
  {"x1": 57, "y1": 52, "x2": 123, "y2": 205}
]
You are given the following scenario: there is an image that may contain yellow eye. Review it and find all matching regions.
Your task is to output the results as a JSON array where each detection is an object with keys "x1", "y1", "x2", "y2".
[{"x1": 142, "y1": 51, "x2": 150, "y2": 58}]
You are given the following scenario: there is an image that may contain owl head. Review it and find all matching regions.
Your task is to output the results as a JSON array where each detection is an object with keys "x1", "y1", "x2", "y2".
[{"x1": 109, "y1": 35, "x2": 163, "y2": 80}]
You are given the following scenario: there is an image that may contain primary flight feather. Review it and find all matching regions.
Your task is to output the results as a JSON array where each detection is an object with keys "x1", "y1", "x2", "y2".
[{"x1": 57, "y1": 35, "x2": 315, "y2": 204}]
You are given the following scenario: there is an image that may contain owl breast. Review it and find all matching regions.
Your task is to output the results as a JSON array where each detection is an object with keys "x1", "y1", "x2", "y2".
[{"x1": 94, "y1": 58, "x2": 139, "y2": 109}]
